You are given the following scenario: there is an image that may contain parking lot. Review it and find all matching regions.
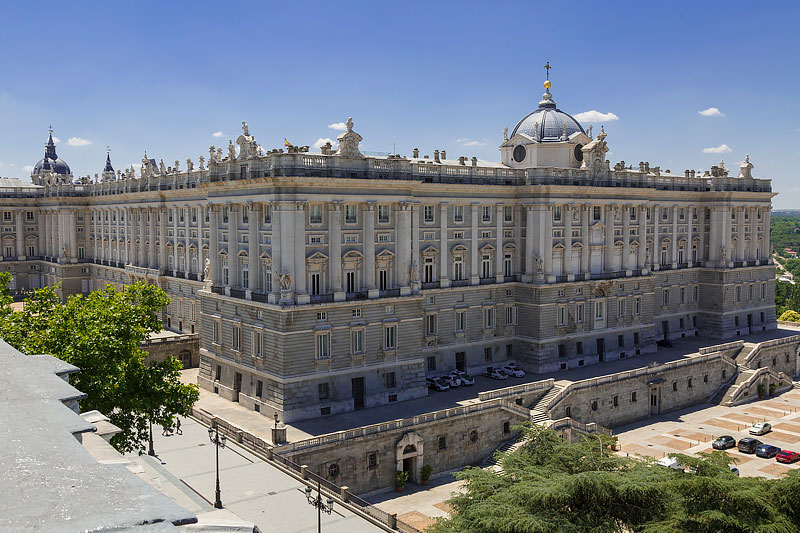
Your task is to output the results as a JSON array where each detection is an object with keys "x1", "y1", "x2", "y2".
[{"x1": 613, "y1": 387, "x2": 800, "y2": 478}]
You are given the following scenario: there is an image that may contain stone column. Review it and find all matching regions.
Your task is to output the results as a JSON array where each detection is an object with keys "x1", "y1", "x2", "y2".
[
  {"x1": 411, "y1": 204, "x2": 420, "y2": 290},
  {"x1": 68, "y1": 209, "x2": 77, "y2": 260},
  {"x1": 209, "y1": 205, "x2": 219, "y2": 284},
  {"x1": 270, "y1": 202, "x2": 282, "y2": 303},
  {"x1": 364, "y1": 202, "x2": 377, "y2": 297},
  {"x1": 622, "y1": 204, "x2": 631, "y2": 273},
  {"x1": 524, "y1": 205, "x2": 535, "y2": 280},
  {"x1": 184, "y1": 205, "x2": 191, "y2": 275},
  {"x1": 397, "y1": 202, "x2": 411, "y2": 292},
  {"x1": 115, "y1": 208, "x2": 122, "y2": 264},
  {"x1": 671, "y1": 205, "x2": 678, "y2": 268},
  {"x1": 172, "y1": 206, "x2": 179, "y2": 272},
  {"x1": 698, "y1": 207, "x2": 706, "y2": 265},
  {"x1": 708, "y1": 207, "x2": 719, "y2": 266},
  {"x1": 581, "y1": 204, "x2": 590, "y2": 275},
  {"x1": 514, "y1": 205, "x2": 522, "y2": 276},
  {"x1": 748, "y1": 207, "x2": 758, "y2": 263},
  {"x1": 248, "y1": 203, "x2": 261, "y2": 296},
  {"x1": 495, "y1": 203, "x2": 504, "y2": 283},
  {"x1": 721, "y1": 206, "x2": 732, "y2": 267},
  {"x1": 686, "y1": 208, "x2": 694, "y2": 266},
  {"x1": 159, "y1": 207, "x2": 167, "y2": 271},
  {"x1": 637, "y1": 205, "x2": 647, "y2": 270},
  {"x1": 293, "y1": 202, "x2": 307, "y2": 303},
  {"x1": 544, "y1": 205, "x2": 553, "y2": 279},
  {"x1": 762, "y1": 207, "x2": 771, "y2": 262},
  {"x1": 470, "y1": 203, "x2": 479, "y2": 285},
  {"x1": 563, "y1": 204, "x2": 573, "y2": 278},
  {"x1": 330, "y1": 202, "x2": 344, "y2": 300},
  {"x1": 440, "y1": 203, "x2": 450, "y2": 287},
  {"x1": 652, "y1": 205, "x2": 660, "y2": 270},
  {"x1": 139, "y1": 208, "x2": 147, "y2": 267},
  {"x1": 736, "y1": 206, "x2": 745, "y2": 262},
  {"x1": 150, "y1": 207, "x2": 158, "y2": 269},
  {"x1": 229, "y1": 205, "x2": 241, "y2": 289},
  {"x1": 604, "y1": 205, "x2": 615, "y2": 272},
  {"x1": 41, "y1": 210, "x2": 48, "y2": 258}
]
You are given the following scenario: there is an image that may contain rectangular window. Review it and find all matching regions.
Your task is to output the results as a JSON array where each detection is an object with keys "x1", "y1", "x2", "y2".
[
  {"x1": 383, "y1": 372, "x2": 396, "y2": 389},
  {"x1": 26, "y1": 211, "x2": 34, "y2": 221},
  {"x1": 631, "y1": 391, "x2": 637, "y2": 402},
  {"x1": 256, "y1": 380, "x2": 263, "y2": 398},
  {"x1": 662, "y1": 289, "x2": 669, "y2": 306},
  {"x1": 558, "y1": 305, "x2": 567, "y2": 326},
  {"x1": 351, "y1": 329, "x2": 364, "y2": 354},
  {"x1": 316, "y1": 332, "x2": 330, "y2": 359},
  {"x1": 316, "y1": 312, "x2": 327, "y2": 321},
  {"x1": 254, "y1": 332, "x2": 262, "y2": 357},
  {"x1": 384, "y1": 324, "x2": 397, "y2": 350},
  {"x1": 505, "y1": 306, "x2": 517, "y2": 326},
  {"x1": 425, "y1": 314, "x2": 437, "y2": 336},
  {"x1": 453, "y1": 205, "x2": 463, "y2": 222},
  {"x1": 455, "y1": 310, "x2": 466, "y2": 332},
  {"x1": 352, "y1": 308, "x2": 361, "y2": 318},
  {"x1": 484, "y1": 308, "x2": 494, "y2": 328},
  {"x1": 345, "y1": 205, "x2": 357, "y2": 224},
  {"x1": 379, "y1": 269, "x2": 388, "y2": 291},
  {"x1": 309, "y1": 235, "x2": 323, "y2": 244},
  {"x1": 453, "y1": 231, "x2": 464, "y2": 239},
  {"x1": 595, "y1": 301, "x2": 604, "y2": 320},
  {"x1": 618, "y1": 299, "x2": 625, "y2": 318},
  {"x1": 504, "y1": 206, "x2": 513, "y2": 222},
  {"x1": 576, "y1": 303, "x2": 584, "y2": 323},
  {"x1": 427, "y1": 356, "x2": 436, "y2": 371},
  {"x1": 424, "y1": 206, "x2": 434, "y2": 223},
  {"x1": 484, "y1": 347, "x2": 492, "y2": 362},
  {"x1": 378, "y1": 205, "x2": 390, "y2": 223},
  {"x1": 242, "y1": 207, "x2": 249, "y2": 224},
  {"x1": 693, "y1": 285, "x2": 699, "y2": 302},
  {"x1": 481, "y1": 254, "x2": 491, "y2": 278},
  {"x1": 630, "y1": 207, "x2": 637, "y2": 221},
  {"x1": 680, "y1": 287, "x2": 686, "y2": 304},
  {"x1": 318, "y1": 382, "x2": 330, "y2": 400},
  {"x1": 309, "y1": 205, "x2": 322, "y2": 224},
  {"x1": 553, "y1": 206, "x2": 562, "y2": 222},
  {"x1": 593, "y1": 206, "x2": 601, "y2": 221},
  {"x1": 213, "y1": 321, "x2": 220, "y2": 344},
  {"x1": 761, "y1": 282, "x2": 766, "y2": 299},
  {"x1": 453, "y1": 258, "x2": 464, "y2": 280},
  {"x1": 310, "y1": 273, "x2": 321, "y2": 296},
  {"x1": 504, "y1": 254, "x2": 512, "y2": 277},
  {"x1": 264, "y1": 205, "x2": 272, "y2": 224},
  {"x1": 482, "y1": 206, "x2": 491, "y2": 222},
  {"x1": 735, "y1": 286, "x2": 741, "y2": 302},
  {"x1": 618, "y1": 334, "x2": 625, "y2": 348},
  {"x1": 232, "y1": 325, "x2": 241, "y2": 351},
  {"x1": 346, "y1": 271, "x2": 356, "y2": 293}
]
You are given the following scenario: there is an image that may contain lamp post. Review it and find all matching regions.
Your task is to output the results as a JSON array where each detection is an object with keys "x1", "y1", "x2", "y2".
[
  {"x1": 148, "y1": 420, "x2": 156, "y2": 456},
  {"x1": 305, "y1": 481, "x2": 334, "y2": 533},
  {"x1": 208, "y1": 422, "x2": 227, "y2": 509}
]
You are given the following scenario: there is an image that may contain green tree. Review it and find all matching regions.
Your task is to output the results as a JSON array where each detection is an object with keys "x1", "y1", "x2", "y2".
[
  {"x1": 430, "y1": 424, "x2": 800, "y2": 533},
  {"x1": 0, "y1": 275, "x2": 198, "y2": 453},
  {"x1": 779, "y1": 309, "x2": 800, "y2": 322}
]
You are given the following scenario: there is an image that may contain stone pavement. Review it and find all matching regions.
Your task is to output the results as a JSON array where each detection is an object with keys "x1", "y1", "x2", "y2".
[
  {"x1": 184, "y1": 325, "x2": 800, "y2": 443},
  {"x1": 613, "y1": 388, "x2": 800, "y2": 478},
  {"x1": 366, "y1": 474, "x2": 463, "y2": 532},
  {"x1": 125, "y1": 415, "x2": 383, "y2": 533}
]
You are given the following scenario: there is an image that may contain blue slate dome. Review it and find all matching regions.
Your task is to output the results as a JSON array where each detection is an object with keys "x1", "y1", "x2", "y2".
[
  {"x1": 511, "y1": 89, "x2": 584, "y2": 142},
  {"x1": 32, "y1": 131, "x2": 71, "y2": 175}
]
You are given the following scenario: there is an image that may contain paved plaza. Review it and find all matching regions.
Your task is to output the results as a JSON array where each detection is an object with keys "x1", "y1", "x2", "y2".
[
  {"x1": 614, "y1": 388, "x2": 800, "y2": 478},
  {"x1": 124, "y1": 416, "x2": 383, "y2": 533}
]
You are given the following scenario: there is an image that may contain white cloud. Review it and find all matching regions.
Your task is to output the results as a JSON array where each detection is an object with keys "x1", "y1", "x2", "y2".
[
  {"x1": 23, "y1": 165, "x2": 34, "y2": 172},
  {"x1": 67, "y1": 137, "x2": 92, "y2": 147},
  {"x1": 573, "y1": 110, "x2": 619, "y2": 123},
  {"x1": 328, "y1": 122, "x2": 347, "y2": 131},
  {"x1": 456, "y1": 138, "x2": 487, "y2": 147},
  {"x1": 702, "y1": 144, "x2": 732, "y2": 153},
  {"x1": 51, "y1": 136, "x2": 61, "y2": 144},
  {"x1": 699, "y1": 107, "x2": 725, "y2": 117},
  {"x1": 313, "y1": 137, "x2": 338, "y2": 149},
  {"x1": 212, "y1": 131, "x2": 224, "y2": 138}
]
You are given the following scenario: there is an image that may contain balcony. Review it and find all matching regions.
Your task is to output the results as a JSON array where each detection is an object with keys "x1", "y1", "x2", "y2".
[
  {"x1": 421, "y1": 281, "x2": 440, "y2": 290},
  {"x1": 479, "y1": 277, "x2": 496, "y2": 285}
]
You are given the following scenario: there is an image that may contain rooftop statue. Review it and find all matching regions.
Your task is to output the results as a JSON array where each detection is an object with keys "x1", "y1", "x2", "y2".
[{"x1": 335, "y1": 117, "x2": 363, "y2": 157}]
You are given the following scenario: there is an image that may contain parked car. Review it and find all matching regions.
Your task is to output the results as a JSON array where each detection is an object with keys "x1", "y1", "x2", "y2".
[
  {"x1": 712, "y1": 435, "x2": 736, "y2": 450},
  {"x1": 439, "y1": 374, "x2": 462, "y2": 387},
  {"x1": 756, "y1": 444, "x2": 781, "y2": 459},
  {"x1": 501, "y1": 365, "x2": 525, "y2": 378},
  {"x1": 657, "y1": 456, "x2": 684, "y2": 470},
  {"x1": 776, "y1": 450, "x2": 800, "y2": 464},
  {"x1": 738, "y1": 437, "x2": 762, "y2": 454},
  {"x1": 426, "y1": 377, "x2": 449, "y2": 392},
  {"x1": 730, "y1": 466, "x2": 740, "y2": 476},
  {"x1": 749, "y1": 422, "x2": 772, "y2": 436},
  {"x1": 450, "y1": 372, "x2": 475, "y2": 386},
  {"x1": 483, "y1": 367, "x2": 508, "y2": 380},
  {"x1": 504, "y1": 362, "x2": 521, "y2": 371},
  {"x1": 656, "y1": 338, "x2": 675, "y2": 348}
]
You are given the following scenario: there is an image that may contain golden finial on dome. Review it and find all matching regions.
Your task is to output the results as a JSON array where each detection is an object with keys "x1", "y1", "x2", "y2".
[
  {"x1": 543, "y1": 61, "x2": 552, "y2": 89},
  {"x1": 544, "y1": 79, "x2": 551, "y2": 90}
]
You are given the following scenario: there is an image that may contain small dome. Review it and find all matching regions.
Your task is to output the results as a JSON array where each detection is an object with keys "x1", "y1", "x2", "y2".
[
  {"x1": 510, "y1": 89, "x2": 585, "y2": 142},
  {"x1": 32, "y1": 130, "x2": 71, "y2": 176}
]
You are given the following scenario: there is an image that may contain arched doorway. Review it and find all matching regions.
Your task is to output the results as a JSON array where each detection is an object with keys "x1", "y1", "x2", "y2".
[{"x1": 396, "y1": 432, "x2": 424, "y2": 483}]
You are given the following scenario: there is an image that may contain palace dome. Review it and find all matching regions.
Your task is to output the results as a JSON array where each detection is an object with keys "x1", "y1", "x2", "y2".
[
  {"x1": 510, "y1": 87, "x2": 585, "y2": 142},
  {"x1": 32, "y1": 131, "x2": 71, "y2": 176}
]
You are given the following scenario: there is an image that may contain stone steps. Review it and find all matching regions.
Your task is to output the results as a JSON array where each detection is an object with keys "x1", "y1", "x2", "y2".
[
  {"x1": 709, "y1": 368, "x2": 740, "y2": 404},
  {"x1": 529, "y1": 384, "x2": 563, "y2": 412}
]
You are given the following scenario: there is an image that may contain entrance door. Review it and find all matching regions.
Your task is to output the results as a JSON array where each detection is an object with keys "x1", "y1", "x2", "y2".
[
  {"x1": 747, "y1": 314, "x2": 753, "y2": 330},
  {"x1": 455, "y1": 352, "x2": 466, "y2": 372},
  {"x1": 233, "y1": 372, "x2": 242, "y2": 402},
  {"x1": 650, "y1": 388, "x2": 660, "y2": 415},
  {"x1": 662, "y1": 320, "x2": 669, "y2": 340},
  {"x1": 596, "y1": 338, "x2": 605, "y2": 362},
  {"x1": 352, "y1": 377, "x2": 365, "y2": 409}
]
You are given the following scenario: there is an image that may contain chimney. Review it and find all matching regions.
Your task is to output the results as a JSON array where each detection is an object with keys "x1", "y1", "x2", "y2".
[
  {"x1": 413, "y1": 148, "x2": 419, "y2": 158},
  {"x1": 441, "y1": 150, "x2": 446, "y2": 160},
  {"x1": 434, "y1": 149, "x2": 440, "y2": 163},
  {"x1": 471, "y1": 156, "x2": 478, "y2": 167}
]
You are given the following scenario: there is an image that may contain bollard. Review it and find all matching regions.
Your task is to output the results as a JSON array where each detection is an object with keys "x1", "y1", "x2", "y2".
[
  {"x1": 388, "y1": 513, "x2": 397, "y2": 529},
  {"x1": 300, "y1": 464, "x2": 309, "y2": 480},
  {"x1": 340, "y1": 486, "x2": 349, "y2": 503}
]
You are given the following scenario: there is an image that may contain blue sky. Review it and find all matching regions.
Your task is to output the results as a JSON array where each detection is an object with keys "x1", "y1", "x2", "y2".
[{"x1": 1, "y1": 1, "x2": 798, "y2": 206}]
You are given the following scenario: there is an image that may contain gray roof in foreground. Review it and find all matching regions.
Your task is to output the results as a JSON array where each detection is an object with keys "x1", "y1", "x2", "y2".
[{"x1": 0, "y1": 339, "x2": 196, "y2": 532}]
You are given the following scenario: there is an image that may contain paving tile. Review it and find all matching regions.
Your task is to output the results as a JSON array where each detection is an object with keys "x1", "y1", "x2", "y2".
[
  {"x1": 719, "y1": 412, "x2": 762, "y2": 424},
  {"x1": 702, "y1": 418, "x2": 748, "y2": 432},
  {"x1": 398, "y1": 511, "x2": 436, "y2": 531},
  {"x1": 773, "y1": 422, "x2": 800, "y2": 434},
  {"x1": 647, "y1": 435, "x2": 694, "y2": 451},
  {"x1": 759, "y1": 463, "x2": 796, "y2": 476},
  {"x1": 433, "y1": 501, "x2": 452, "y2": 514},
  {"x1": 760, "y1": 401, "x2": 800, "y2": 413},
  {"x1": 619, "y1": 443, "x2": 662, "y2": 458},
  {"x1": 671, "y1": 429, "x2": 715, "y2": 443},
  {"x1": 740, "y1": 406, "x2": 787, "y2": 418},
  {"x1": 760, "y1": 431, "x2": 800, "y2": 444}
]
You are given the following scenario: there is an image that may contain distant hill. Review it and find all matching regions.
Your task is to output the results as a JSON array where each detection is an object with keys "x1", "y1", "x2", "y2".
[
  {"x1": 773, "y1": 210, "x2": 800, "y2": 217},
  {"x1": 772, "y1": 215, "x2": 800, "y2": 252}
]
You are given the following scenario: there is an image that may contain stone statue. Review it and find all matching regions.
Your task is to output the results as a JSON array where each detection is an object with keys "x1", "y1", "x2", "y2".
[
  {"x1": 186, "y1": 158, "x2": 194, "y2": 171},
  {"x1": 279, "y1": 272, "x2": 292, "y2": 290},
  {"x1": 242, "y1": 121, "x2": 250, "y2": 136},
  {"x1": 335, "y1": 117, "x2": 364, "y2": 157},
  {"x1": 209, "y1": 145, "x2": 216, "y2": 161},
  {"x1": 410, "y1": 261, "x2": 419, "y2": 282},
  {"x1": 532, "y1": 121, "x2": 540, "y2": 141},
  {"x1": 216, "y1": 147, "x2": 223, "y2": 162},
  {"x1": 503, "y1": 126, "x2": 508, "y2": 141},
  {"x1": 203, "y1": 258, "x2": 211, "y2": 281},
  {"x1": 587, "y1": 124, "x2": 593, "y2": 138},
  {"x1": 174, "y1": 160, "x2": 180, "y2": 172},
  {"x1": 228, "y1": 140, "x2": 236, "y2": 160},
  {"x1": 198, "y1": 155, "x2": 205, "y2": 170},
  {"x1": 534, "y1": 255, "x2": 544, "y2": 273},
  {"x1": 236, "y1": 121, "x2": 259, "y2": 158},
  {"x1": 737, "y1": 154, "x2": 754, "y2": 179},
  {"x1": 159, "y1": 159, "x2": 167, "y2": 175}
]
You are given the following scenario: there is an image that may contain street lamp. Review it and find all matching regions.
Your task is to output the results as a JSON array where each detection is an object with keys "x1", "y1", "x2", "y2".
[
  {"x1": 148, "y1": 420, "x2": 156, "y2": 456},
  {"x1": 305, "y1": 481, "x2": 334, "y2": 533},
  {"x1": 208, "y1": 422, "x2": 227, "y2": 509}
]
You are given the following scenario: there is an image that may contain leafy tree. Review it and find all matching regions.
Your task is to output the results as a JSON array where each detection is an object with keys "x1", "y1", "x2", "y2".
[
  {"x1": 430, "y1": 424, "x2": 800, "y2": 533},
  {"x1": 0, "y1": 276, "x2": 198, "y2": 453},
  {"x1": 778, "y1": 309, "x2": 800, "y2": 323}
]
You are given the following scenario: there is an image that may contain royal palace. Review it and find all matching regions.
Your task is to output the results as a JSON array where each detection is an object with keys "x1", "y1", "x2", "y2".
[{"x1": 0, "y1": 79, "x2": 776, "y2": 423}]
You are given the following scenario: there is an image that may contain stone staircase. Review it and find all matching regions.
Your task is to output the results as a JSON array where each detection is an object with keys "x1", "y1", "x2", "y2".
[
  {"x1": 719, "y1": 368, "x2": 760, "y2": 406},
  {"x1": 529, "y1": 383, "x2": 563, "y2": 413},
  {"x1": 709, "y1": 367, "x2": 740, "y2": 404},
  {"x1": 734, "y1": 343, "x2": 757, "y2": 365},
  {"x1": 482, "y1": 436, "x2": 527, "y2": 469}
]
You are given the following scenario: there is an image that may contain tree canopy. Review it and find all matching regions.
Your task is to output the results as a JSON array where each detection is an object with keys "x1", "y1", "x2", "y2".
[
  {"x1": 0, "y1": 273, "x2": 198, "y2": 453},
  {"x1": 430, "y1": 424, "x2": 800, "y2": 533}
]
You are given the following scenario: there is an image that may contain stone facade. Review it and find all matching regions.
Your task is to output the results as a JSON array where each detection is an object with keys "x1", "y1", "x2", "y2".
[{"x1": 0, "y1": 79, "x2": 776, "y2": 423}]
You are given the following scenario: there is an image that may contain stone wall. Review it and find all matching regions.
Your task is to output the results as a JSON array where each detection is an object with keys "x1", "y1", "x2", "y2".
[{"x1": 142, "y1": 333, "x2": 200, "y2": 368}]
